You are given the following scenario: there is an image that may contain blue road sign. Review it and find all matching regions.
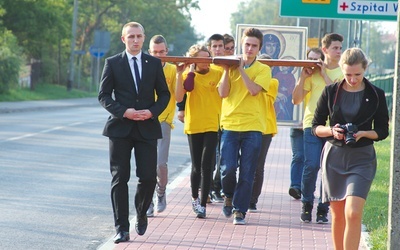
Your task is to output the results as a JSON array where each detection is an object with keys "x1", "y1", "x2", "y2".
[{"x1": 89, "y1": 46, "x2": 106, "y2": 58}]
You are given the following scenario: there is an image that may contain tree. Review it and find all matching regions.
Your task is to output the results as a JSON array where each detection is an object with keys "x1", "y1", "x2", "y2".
[
  {"x1": 0, "y1": 28, "x2": 23, "y2": 93},
  {"x1": 0, "y1": 0, "x2": 200, "y2": 90},
  {"x1": 230, "y1": 0, "x2": 296, "y2": 36},
  {"x1": 71, "y1": 0, "x2": 201, "y2": 89},
  {"x1": 0, "y1": 3, "x2": 24, "y2": 93},
  {"x1": 1, "y1": 0, "x2": 71, "y2": 87}
]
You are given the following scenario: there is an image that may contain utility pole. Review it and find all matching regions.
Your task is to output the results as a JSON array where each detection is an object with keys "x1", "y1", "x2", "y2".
[
  {"x1": 387, "y1": 8, "x2": 400, "y2": 250},
  {"x1": 67, "y1": 0, "x2": 78, "y2": 91}
]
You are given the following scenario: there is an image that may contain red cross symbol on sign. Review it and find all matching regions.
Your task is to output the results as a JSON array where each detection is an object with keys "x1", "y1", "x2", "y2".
[{"x1": 339, "y1": 1, "x2": 349, "y2": 11}]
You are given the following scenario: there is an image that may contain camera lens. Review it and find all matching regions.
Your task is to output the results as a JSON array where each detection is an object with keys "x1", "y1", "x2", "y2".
[{"x1": 345, "y1": 132, "x2": 356, "y2": 145}]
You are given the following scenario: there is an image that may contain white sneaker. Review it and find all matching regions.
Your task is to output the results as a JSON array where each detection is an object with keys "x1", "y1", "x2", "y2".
[
  {"x1": 196, "y1": 206, "x2": 206, "y2": 218},
  {"x1": 156, "y1": 194, "x2": 167, "y2": 213},
  {"x1": 146, "y1": 202, "x2": 154, "y2": 217},
  {"x1": 191, "y1": 198, "x2": 200, "y2": 214},
  {"x1": 233, "y1": 211, "x2": 246, "y2": 225}
]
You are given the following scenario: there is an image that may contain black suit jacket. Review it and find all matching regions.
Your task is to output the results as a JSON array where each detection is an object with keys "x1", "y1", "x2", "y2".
[{"x1": 98, "y1": 51, "x2": 170, "y2": 139}]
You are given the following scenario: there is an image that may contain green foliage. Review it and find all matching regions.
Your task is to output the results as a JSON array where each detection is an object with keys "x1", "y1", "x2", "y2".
[
  {"x1": 230, "y1": 0, "x2": 296, "y2": 36},
  {"x1": 362, "y1": 23, "x2": 396, "y2": 74},
  {"x1": 0, "y1": 83, "x2": 97, "y2": 102},
  {"x1": 1, "y1": 0, "x2": 70, "y2": 59},
  {"x1": 0, "y1": 0, "x2": 200, "y2": 91},
  {"x1": 0, "y1": 29, "x2": 23, "y2": 94}
]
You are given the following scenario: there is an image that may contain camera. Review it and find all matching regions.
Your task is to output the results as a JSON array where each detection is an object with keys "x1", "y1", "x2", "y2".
[{"x1": 338, "y1": 123, "x2": 358, "y2": 145}]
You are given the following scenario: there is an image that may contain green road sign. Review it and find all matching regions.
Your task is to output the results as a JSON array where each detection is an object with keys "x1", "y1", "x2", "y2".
[{"x1": 280, "y1": 0, "x2": 398, "y2": 21}]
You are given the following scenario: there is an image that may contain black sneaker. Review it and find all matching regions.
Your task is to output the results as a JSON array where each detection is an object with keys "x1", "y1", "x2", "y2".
[
  {"x1": 222, "y1": 197, "x2": 233, "y2": 218},
  {"x1": 300, "y1": 202, "x2": 313, "y2": 223},
  {"x1": 289, "y1": 187, "x2": 301, "y2": 200},
  {"x1": 316, "y1": 212, "x2": 328, "y2": 224},
  {"x1": 211, "y1": 191, "x2": 224, "y2": 203},
  {"x1": 247, "y1": 203, "x2": 257, "y2": 213}
]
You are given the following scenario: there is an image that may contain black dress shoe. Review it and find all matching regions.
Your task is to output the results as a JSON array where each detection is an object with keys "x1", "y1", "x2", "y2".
[
  {"x1": 113, "y1": 231, "x2": 130, "y2": 244},
  {"x1": 135, "y1": 215, "x2": 148, "y2": 236}
]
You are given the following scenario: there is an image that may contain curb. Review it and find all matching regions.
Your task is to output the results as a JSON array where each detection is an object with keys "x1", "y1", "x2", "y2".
[{"x1": 0, "y1": 98, "x2": 99, "y2": 114}]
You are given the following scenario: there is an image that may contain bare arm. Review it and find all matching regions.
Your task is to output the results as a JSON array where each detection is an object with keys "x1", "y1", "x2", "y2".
[
  {"x1": 175, "y1": 63, "x2": 187, "y2": 103},
  {"x1": 238, "y1": 66, "x2": 262, "y2": 96},
  {"x1": 218, "y1": 65, "x2": 231, "y2": 98},
  {"x1": 316, "y1": 124, "x2": 379, "y2": 142},
  {"x1": 292, "y1": 67, "x2": 311, "y2": 105},
  {"x1": 314, "y1": 124, "x2": 334, "y2": 138},
  {"x1": 318, "y1": 59, "x2": 335, "y2": 86}
]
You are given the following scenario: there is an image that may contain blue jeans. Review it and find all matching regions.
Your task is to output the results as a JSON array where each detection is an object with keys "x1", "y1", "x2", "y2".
[
  {"x1": 251, "y1": 134, "x2": 273, "y2": 204},
  {"x1": 220, "y1": 130, "x2": 262, "y2": 213},
  {"x1": 301, "y1": 128, "x2": 327, "y2": 210},
  {"x1": 290, "y1": 128, "x2": 304, "y2": 190}
]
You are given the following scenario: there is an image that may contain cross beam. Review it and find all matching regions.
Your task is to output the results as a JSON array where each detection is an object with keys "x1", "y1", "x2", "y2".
[{"x1": 158, "y1": 56, "x2": 319, "y2": 68}]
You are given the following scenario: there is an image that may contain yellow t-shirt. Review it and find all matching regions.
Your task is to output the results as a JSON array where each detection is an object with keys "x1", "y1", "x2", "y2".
[
  {"x1": 220, "y1": 61, "x2": 271, "y2": 132},
  {"x1": 210, "y1": 63, "x2": 223, "y2": 73},
  {"x1": 260, "y1": 78, "x2": 278, "y2": 135},
  {"x1": 302, "y1": 67, "x2": 343, "y2": 129},
  {"x1": 158, "y1": 63, "x2": 177, "y2": 127},
  {"x1": 184, "y1": 68, "x2": 223, "y2": 134}
]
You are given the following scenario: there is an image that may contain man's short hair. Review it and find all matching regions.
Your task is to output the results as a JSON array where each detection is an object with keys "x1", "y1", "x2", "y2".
[
  {"x1": 241, "y1": 28, "x2": 263, "y2": 49},
  {"x1": 207, "y1": 34, "x2": 225, "y2": 47},
  {"x1": 223, "y1": 34, "x2": 235, "y2": 45},
  {"x1": 150, "y1": 35, "x2": 168, "y2": 47},
  {"x1": 321, "y1": 33, "x2": 343, "y2": 49},
  {"x1": 307, "y1": 47, "x2": 325, "y2": 61}
]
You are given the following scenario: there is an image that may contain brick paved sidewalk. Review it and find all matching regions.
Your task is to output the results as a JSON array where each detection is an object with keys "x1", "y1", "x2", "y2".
[{"x1": 99, "y1": 127, "x2": 339, "y2": 250}]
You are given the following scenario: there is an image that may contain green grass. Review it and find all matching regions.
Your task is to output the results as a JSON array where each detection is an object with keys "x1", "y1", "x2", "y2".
[
  {"x1": 0, "y1": 83, "x2": 97, "y2": 102},
  {"x1": 364, "y1": 133, "x2": 391, "y2": 250}
]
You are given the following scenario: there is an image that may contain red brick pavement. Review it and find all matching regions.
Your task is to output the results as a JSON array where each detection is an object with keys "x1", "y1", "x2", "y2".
[{"x1": 99, "y1": 127, "x2": 335, "y2": 250}]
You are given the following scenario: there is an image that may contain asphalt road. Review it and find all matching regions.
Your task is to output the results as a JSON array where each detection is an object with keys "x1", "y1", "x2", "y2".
[{"x1": 0, "y1": 99, "x2": 190, "y2": 250}]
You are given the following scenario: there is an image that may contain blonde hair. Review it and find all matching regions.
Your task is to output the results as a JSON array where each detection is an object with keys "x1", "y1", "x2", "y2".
[
  {"x1": 339, "y1": 48, "x2": 369, "y2": 70},
  {"x1": 186, "y1": 44, "x2": 211, "y2": 57},
  {"x1": 122, "y1": 22, "x2": 145, "y2": 36}
]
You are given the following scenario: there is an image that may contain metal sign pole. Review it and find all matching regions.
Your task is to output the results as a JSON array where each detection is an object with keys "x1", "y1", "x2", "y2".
[{"x1": 388, "y1": 7, "x2": 400, "y2": 249}]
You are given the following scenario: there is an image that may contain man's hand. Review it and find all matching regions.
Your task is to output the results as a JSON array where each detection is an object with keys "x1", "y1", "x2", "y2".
[
  {"x1": 124, "y1": 108, "x2": 153, "y2": 121},
  {"x1": 177, "y1": 110, "x2": 185, "y2": 123}
]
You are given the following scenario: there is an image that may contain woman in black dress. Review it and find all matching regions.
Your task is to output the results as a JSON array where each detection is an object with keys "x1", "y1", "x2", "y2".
[{"x1": 312, "y1": 48, "x2": 389, "y2": 250}]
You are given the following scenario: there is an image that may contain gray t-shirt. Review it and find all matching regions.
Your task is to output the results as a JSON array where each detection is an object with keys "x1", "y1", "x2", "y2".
[{"x1": 338, "y1": 89, "x2": 365, "y2": 122}]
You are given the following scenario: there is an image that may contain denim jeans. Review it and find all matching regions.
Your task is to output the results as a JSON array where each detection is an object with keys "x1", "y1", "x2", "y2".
[
  {"x1": 250, "y1": 134, "x2": 273, "y2": 204},
  {"x1": 301, "y1": 128, "x2": 326, "y2": 208},
  {"x1": 290, "y1": 128, "x2": 304, "y2": 190},
  {"x1": 220, "y1": 130, "x2": 262, "y2": 213}
]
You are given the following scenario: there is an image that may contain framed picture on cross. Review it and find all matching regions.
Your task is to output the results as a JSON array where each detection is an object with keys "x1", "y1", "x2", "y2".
[{"x1": 235, "y1": 24, "x2": 308, "y2": 125}]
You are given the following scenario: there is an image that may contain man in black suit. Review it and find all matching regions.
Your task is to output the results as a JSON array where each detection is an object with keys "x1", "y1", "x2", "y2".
[{"x1": 98, "y1": 21, "x2": 170, "y2": 243}]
